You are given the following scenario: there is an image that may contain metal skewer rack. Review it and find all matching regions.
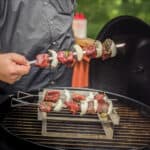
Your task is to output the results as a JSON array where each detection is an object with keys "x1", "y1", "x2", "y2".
[{"x1": 11, "y1": 88, "x2": 120, "y2": 139}]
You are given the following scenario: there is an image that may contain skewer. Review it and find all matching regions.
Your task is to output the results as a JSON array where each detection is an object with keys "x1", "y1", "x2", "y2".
[
  {"x1": 29, "y1": 42, "x2": 126, "y2": 65},
  {"x1": 29, "y1": 50, "x2": 85, "y2": 65},
  {"x1": 116, "y1": 43, "x2": 126, "y2": 48},
  {"x1": 29, "y1": 60, "x2": 37, "y2": 65}
]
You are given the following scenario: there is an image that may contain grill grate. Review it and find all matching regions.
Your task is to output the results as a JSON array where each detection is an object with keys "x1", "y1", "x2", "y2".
[{"x1": 2, "y1": 99, "x2": 150, "y2": 150}]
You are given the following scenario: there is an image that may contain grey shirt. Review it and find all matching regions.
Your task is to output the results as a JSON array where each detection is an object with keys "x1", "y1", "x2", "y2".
[{"x1": 0, "y1": 0, "x2": 76, "y2": 94}]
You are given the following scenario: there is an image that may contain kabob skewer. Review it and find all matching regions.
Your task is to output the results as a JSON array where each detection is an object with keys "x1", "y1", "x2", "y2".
[
  {"x1": 29, "y1": 38, "x2": 125, "y2": 68},
  {"x1": 39, "y1": 89, "x2": 114, "y2": 117}
]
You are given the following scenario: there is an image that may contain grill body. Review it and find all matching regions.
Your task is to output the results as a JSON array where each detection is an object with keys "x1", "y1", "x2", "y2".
[{"x1": 0, "y1": 89, "x2": 150, "y2": 150}]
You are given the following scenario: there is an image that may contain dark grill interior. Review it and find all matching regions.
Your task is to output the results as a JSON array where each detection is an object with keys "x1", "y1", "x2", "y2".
[{"x1": 1, "y1": 98, "x2": 150, "y2": 150}]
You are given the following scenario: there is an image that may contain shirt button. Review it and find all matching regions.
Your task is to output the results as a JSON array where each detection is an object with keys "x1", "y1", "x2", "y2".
[
  {"x1": 50, "y1": 21, "x2": 53, "y2": 25},
  {"x1": 43, "y1": 1, "x2": 48, "y2": 5},
  {"x1": 52, "y1": 41, "x2": 57, "y2": 45},
  {"x1": 50, "y1": 81, "x2": 55, "y2": 85}
]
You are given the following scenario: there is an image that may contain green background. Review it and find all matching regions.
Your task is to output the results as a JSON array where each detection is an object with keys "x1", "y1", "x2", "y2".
[{"x1": 76, "y1": 0, "x2": 150, "y2": 39}]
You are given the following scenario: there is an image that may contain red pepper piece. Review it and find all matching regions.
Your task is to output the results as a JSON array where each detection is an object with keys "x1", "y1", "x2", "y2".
[
  {"x1": 44, "y1": 90, "x2": 60, "y2": 102},
  {"x1": 65, "y1": 101, "x2": 80, "y2": 114},
  {"x1": 72, "y1": 93, "x2": 86, "y2": 102}
]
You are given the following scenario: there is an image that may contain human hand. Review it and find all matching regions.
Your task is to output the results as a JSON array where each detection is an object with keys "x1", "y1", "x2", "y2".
[{"x1": 0, "y1": 53, "x2": 30, "y2": 84}]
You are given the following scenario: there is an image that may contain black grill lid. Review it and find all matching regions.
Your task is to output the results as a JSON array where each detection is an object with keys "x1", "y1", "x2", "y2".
[{"x1": 89, "y1": 15, "x2": 150, "y2": 106}]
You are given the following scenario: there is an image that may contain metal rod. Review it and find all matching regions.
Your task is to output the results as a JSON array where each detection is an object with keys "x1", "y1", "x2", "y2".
[{"x1": 116, "y1": 43, "x2": 126, "y2": 48}]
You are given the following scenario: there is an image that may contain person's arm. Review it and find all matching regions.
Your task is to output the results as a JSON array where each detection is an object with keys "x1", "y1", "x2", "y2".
[{"x1": 0, "y1": 53, "x2": 30, "y2": 84}]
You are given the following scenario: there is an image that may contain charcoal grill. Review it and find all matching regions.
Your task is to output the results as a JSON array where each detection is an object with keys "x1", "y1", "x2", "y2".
[
  {"x1": 0, "y1": 16, "x2": 150, "y2": 150},
  {"x1": 0, "y1": 88, "x2": 150, "y2": 150}
]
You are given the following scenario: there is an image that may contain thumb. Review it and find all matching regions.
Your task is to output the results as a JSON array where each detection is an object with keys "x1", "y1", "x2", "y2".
[{"x1": 10, "y1": 53, "x2": 28, "y2": 65}]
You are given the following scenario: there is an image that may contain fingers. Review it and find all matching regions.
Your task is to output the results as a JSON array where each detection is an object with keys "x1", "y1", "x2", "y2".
[
  {"x1": 2, "y1": 74, "x2": 21, "y2": 84},
  {"x1": 10, "y1": 53, "x2": 29, "y2": 65},
  {"x1": 9, "y1": 53, "x2": 31, "y2": 75},
  {"x1": 15, "y1": 63, "x2": 31, "y2": 75},
  {"x1": 10, "y1": 75, "x2": 20, "y2": 84}
]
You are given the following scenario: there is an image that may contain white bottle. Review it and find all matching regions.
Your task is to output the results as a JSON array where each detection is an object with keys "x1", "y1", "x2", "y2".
[{"x1": 72, "y1": 12, "x2": 87, "y2": 39}]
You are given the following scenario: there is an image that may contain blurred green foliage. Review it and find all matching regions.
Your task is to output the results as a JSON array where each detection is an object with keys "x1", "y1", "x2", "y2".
[{"x1": 76, "y1": 0, "x2": 150, "y2": 38}]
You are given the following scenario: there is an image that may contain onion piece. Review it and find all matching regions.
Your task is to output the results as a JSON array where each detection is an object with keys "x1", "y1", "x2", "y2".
[
  {"x1": 53, "y1": 99, "x2": 63, "y2": 112},
  {"x1": 103, "y1": 95, "x2": 109, "y2": 102},
  {"x1": 95, "y1": 40, "x2": 103, "y2": 58},
  {"x1": 48, "y1": 49, "x2": 58, "y2": 68},
  {"x1": 103, "y1": 95, "x2": 113, "y2": 115},
  {"x1": 110, "y1": 40, "x2": 117, "y2": 57},
  {"x1": 80, "y1": 101, "x2": 88, "y2": 115},
  {"x1": 94, "y1": 99, "x2": 98, "y2": 112},
  {"x1": 85, "y1": 92, "x2": 94, "y2": 102},
  {"x1": 73, "y1": 44, "x2": 84, "y2": 61},
  {"x1": 64, "y1": 89, "x2": 71, "y2": 102},
  {"x1": 107, "y1": 100, "x2": 113, "y2": 114}
]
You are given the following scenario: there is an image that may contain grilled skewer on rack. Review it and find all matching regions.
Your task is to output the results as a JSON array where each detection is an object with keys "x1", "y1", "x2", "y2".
[{"x1": 39, "y1": 89, "x2": 113, "y2": 117}]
